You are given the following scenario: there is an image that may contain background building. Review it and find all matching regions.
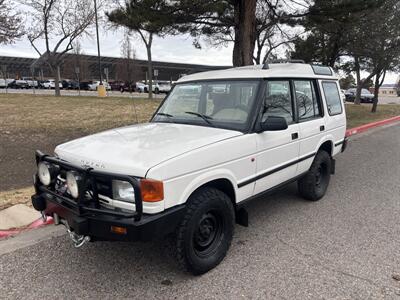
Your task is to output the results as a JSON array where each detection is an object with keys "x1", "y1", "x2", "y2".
[{"x1": 0, "y1": 54, "x2": 228, "y2": 83}]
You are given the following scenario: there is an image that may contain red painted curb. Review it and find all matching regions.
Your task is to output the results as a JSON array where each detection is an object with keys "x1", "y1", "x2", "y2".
[
  {"x1": 0, "y1": 217, "x2": 54, "y2": 240},
  {"x1": 346, "y1": 115, "x2": 400, "y2": 137}
]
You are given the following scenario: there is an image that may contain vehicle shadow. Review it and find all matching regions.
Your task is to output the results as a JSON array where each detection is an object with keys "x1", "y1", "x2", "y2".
[{"x1": 52, "y1": 183, "x2": 310, "y2": 282}]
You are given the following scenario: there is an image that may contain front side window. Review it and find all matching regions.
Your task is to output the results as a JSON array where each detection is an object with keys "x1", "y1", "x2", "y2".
[
  {"x1": 261, "y1": 80, "x2": 293, "y2": 124},
  {"x1": 153, "y1": 80, "x2": 259, "y2": 131},
  {"x1": 294, "y1": 80, "x2": 321, "y2": 120},
  {"x1": 322, "y1": 82, "x2": 342, "y2": 115}
]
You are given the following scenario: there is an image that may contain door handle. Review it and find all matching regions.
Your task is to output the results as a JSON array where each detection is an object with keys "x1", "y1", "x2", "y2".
[
  {"x1": 320, "y1": 125, "x2": 325, "y2": 131},
  {"x1": 291, "y1": 132, "x2": 298, "y2": 140}
]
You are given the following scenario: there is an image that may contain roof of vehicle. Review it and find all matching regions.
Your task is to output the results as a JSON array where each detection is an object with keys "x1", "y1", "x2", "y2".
[{"x1": 178, "y1": 63, "x2": 338, "y2": 83}]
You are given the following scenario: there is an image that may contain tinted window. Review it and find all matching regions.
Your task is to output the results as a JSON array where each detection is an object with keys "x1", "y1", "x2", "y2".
[
  {"x1": 322, "y1": 82, "x2": 342, "y2": 115},
  {"x1": 294, "y1": 80, "x2": 321, "y2": 120},
  {"x1": 262, "y1": 81, "x2": 293, "y2": 124}
]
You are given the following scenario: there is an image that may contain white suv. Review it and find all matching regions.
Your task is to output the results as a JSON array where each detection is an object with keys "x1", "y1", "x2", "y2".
[{"x1": 31, "y1": 62, "x2": 347, "y2": 275}]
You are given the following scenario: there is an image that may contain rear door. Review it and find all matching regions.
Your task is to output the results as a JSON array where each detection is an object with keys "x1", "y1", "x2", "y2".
[
  {"x1": 252, "y1": 79, "x2": 300, "y2": 195},
  {"x1": 293, "y1": 79, "x2": 326, "y2": 175}
]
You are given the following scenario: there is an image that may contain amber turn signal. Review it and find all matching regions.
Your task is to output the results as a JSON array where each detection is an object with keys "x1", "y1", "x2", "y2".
[
  {"x1": 140, "y1": 179, "x2": 164, "y2": 202},
  {"x1": 111, "y1": 226, "x2": 127, "y2": 235}
]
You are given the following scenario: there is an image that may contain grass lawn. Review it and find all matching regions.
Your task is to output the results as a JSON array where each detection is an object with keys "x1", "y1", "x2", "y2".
[
  {"x1": 0, "y1": 93, "x2": 161, "y2": 136},
  {"x1": 1, "y1": 94, "x2": 399, "y2": 209},
  {"x1": 345, "y1": 103, "x2": 400, "y2": 128}
]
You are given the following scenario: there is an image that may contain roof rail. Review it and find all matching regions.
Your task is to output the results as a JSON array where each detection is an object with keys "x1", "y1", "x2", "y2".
[{"x1": 262, "y1": 59, "x2": 305, "y2": 69}]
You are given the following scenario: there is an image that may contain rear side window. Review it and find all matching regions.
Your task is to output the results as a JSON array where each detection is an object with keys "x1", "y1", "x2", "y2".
[
  {"x1": 322, "y1": 82, "x2": 342, "y2": 115},
  {"x1": 294, "y1": 80, "x2": 321, "y2": 120}
]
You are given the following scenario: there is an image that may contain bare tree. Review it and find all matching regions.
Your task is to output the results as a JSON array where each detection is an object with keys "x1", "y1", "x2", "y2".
[
  {"x1": 0, "y1": 0, "x2": 24, "y2": 44},
  {"x1": 25, "y1": 0, "x2": 96, "y2": 96},
  {"x1": 119, "y1": 31, "x2": 136, "y2": 91}
]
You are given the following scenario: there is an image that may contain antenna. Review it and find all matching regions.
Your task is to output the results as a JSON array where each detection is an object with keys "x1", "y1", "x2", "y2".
[{"x1": 131, "y1": 84, "x2": 139, "y2": 124}]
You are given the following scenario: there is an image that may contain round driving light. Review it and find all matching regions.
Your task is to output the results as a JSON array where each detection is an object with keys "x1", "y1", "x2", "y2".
[
  {"x1": 38, "y1": 162, "x2": 52, "y2": 186},
  {"x1": 66, "y1": 171, "x2": 81, "y2": 199}
]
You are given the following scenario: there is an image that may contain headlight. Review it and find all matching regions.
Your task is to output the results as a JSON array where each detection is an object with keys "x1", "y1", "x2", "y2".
[
  {"x1": 37, "y1": 162, "x2": 54, "y2": 186},
  {"x1": 66, "y1": 171, "x2": 81, "y2": 199},
  {"x1": 112, "y1": 180, "x2": 135, "y2": 203}
]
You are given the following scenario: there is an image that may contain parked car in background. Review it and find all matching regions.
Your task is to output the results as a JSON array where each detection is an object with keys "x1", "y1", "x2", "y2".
[
  {"x1": 88, "y1": 81, "x2": 111, "y2": 91},
  {"x1": 42, "y1": 79, "x2": 63, "y2": 89},
  {"x1": 136, "y1": 81, "x2": 160, "y2": 93},
  {"x1": 0, "y1": 79, "x2": 6, "y2": 88},
  {"x1": 22, "y1": 77, "x2": 39, "y2": 89},
  {"x1": 345, "y1": 88, "x2": 374, "y2": 103},
  {"x1": 158, "y1": 81, "x2": 172, "y2": 93},
  {"x1": 79, "y1": 82, "x2": 90, "y2": 90},
  {"x1": 61, "y1": 80, "x2": 77, "y2": 90},
  {"x1": 8, "y1": 80, "x2": 29, "y2": 89},
  {"x1": 135, "y1": 82, "x2": 147, "y2": 93}
]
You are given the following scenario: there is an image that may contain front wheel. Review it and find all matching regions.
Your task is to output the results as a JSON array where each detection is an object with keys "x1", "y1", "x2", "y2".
[
  {"x1": 298, "y1": 150, "x2": 332, "y2": 201},
  {"x1": 176, "y1": 187, "x2": 234, "y2": 275}
]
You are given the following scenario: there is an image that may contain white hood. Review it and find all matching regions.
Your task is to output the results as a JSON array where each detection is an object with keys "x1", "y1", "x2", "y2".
[{"x1": 55, "y1": 123, "x2": 242, "y2": 177}]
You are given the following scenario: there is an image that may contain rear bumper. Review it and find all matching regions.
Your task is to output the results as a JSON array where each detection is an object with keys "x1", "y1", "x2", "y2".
[{"x1": 32, "y1": 192, "x2": 185, "y2": 242}]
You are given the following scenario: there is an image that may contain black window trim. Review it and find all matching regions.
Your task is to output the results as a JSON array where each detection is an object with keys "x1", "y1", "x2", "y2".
[{"x1": 321, "y1": 80, "x2": 343, "y2": 116}]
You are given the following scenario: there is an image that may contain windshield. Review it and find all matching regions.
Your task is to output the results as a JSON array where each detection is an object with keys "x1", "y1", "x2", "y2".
[{"x1": 152, "y1": 80, "x2": 260, "y2": 131}]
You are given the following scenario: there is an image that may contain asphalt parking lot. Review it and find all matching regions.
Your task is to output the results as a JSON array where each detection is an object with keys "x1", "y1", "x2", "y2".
[
  {"x1": 0, "y1": 88, "x2": 166, "y2": 99},
  {"x1": 1, "y1": 123, "x2": 400, "y2": 299}
]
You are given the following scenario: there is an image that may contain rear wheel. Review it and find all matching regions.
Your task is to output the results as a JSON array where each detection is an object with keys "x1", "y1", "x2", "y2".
[
  {"x1": 176, "y1": 187, "x2": 234, "y2": 275},
  {"x1": 298, "y1": 150, "x2": 331, "y2": 201}
]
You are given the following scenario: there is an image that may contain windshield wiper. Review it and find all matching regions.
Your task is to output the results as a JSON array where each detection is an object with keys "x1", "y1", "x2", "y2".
[
  {"x1": 185, "y1": 111, "x2": 215, "y2": 127},
  {"x1": 155, "y1": 112, "x2": 174, "y2": 118}
]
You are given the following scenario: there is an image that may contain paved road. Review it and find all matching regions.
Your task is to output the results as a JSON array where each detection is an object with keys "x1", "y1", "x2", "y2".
[{"x1": 1, "y1": 124, "x2": 400, "y2": 299}]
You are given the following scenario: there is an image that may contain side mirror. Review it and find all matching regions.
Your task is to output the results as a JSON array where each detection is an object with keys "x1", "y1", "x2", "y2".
[{"x1": 258, "y1": 116, "x2": 288, "y2": 132}]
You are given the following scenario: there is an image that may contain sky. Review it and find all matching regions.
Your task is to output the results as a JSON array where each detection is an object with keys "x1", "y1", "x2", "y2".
[
  {"x1": 0, "y1": 24, "x2": 234, "y2": 67},
  {"x1": 0, "y1": 3, "x2": 398, "y2": 84}
]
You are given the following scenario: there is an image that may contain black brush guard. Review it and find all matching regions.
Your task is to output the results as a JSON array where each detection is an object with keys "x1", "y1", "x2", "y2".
[
  {"x1": 33, "y1": 150, "x2": 143, "y2": 222},
  {"x1": 32, "y1": 151, "x2": 186, "y2": 242}
]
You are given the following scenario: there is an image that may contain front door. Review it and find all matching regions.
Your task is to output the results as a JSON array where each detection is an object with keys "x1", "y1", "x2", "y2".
[{"x1": 253, "y1": 80, "x2": 300, "y2": 195}]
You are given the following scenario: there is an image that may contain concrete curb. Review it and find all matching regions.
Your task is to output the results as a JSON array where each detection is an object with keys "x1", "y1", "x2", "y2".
[
  {"x1": 0, "y1": 217, "x2": 53, "y2": 239},
  {"x1": 346, "y1": 115, "x2": 400, "y2": 137},
  {"x1": 0, "y1": 115, "x2": 399, "y2": 241}
]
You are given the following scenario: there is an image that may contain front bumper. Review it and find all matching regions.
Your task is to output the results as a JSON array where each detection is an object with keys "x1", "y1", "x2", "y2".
[
  {"x1": 32, "y1": 192, "x2": 185, "y2": 242},
  {"x1": 32, "y1": 151, "x2": 185, "y2": 242}
]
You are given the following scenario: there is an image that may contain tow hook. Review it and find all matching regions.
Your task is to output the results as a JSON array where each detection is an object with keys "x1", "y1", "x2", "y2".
[
  {"x1": 41, "y1": 211, "x2": 47, "y2": 222},
  {"x1": 67, "y1": 229, "x2": 91, "y2": 248}
]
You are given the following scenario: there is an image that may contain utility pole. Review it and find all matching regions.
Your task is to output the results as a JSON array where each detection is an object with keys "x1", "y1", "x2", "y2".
[{"x1": 94, "y1": 0, "x2": 102, "y2": 85}]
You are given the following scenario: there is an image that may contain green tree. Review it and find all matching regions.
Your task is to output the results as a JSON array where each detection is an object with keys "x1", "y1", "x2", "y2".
[
  {"x1": 107, "y1": 0, "x2": 175, "y2": 98},
  {"x1": 173, "y1": 0, "x2": 308, "y2": 67},
  {"x1": 291, "y1": 0, "x2": 383, "y2": 67}
]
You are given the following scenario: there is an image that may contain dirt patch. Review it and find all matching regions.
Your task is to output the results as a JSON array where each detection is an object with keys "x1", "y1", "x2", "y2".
[{"x1": 0, "y1": 94, "x2": 160, "y2": 194}]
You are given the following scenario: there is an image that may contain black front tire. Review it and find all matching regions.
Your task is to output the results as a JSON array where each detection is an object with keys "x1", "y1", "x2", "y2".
[
  {"x1": 176, "y1": 187, "x2": 234, "y2": 275},
  {"x1": 298, "y1": 150, "x2": 332, "y2": 201}
]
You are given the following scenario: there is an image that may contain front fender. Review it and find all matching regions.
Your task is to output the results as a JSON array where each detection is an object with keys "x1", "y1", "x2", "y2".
[{"x1": 163, "y1": 169, "x2": 238, "y2": 209}]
